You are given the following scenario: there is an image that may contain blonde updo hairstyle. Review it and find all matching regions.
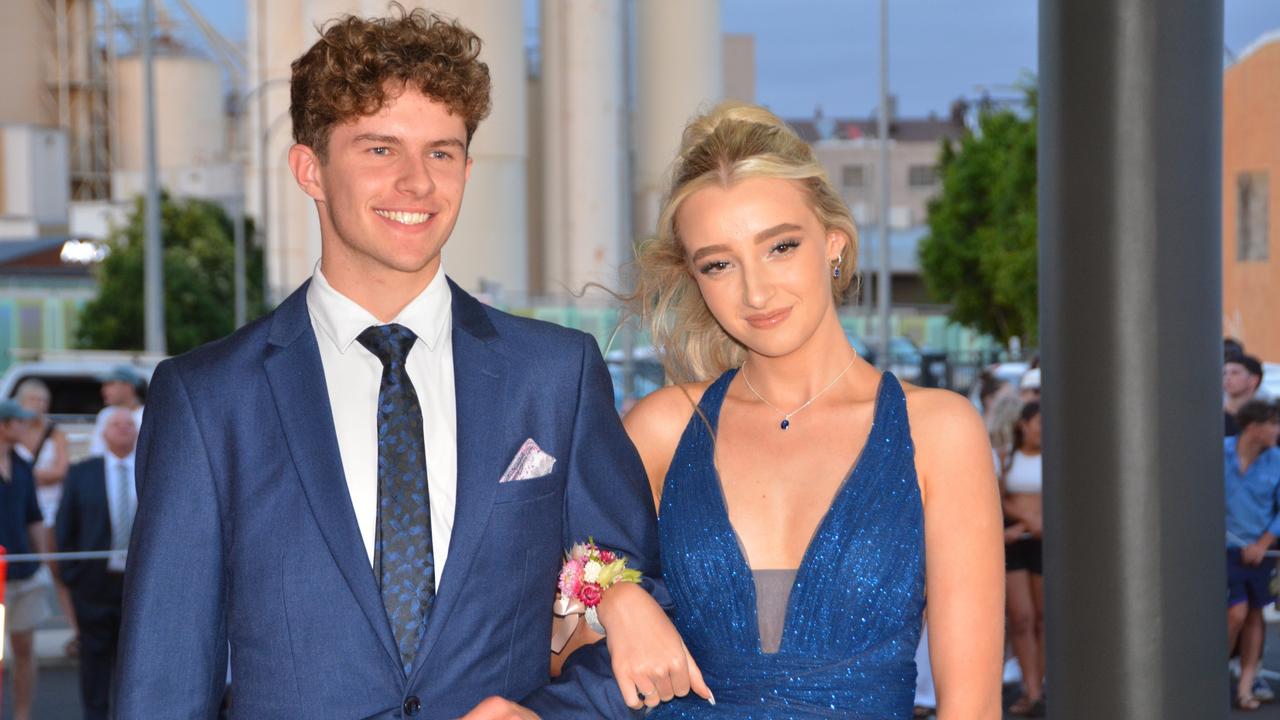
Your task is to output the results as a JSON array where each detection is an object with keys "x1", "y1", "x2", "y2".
[{"x1": 632, "y1": 102, "x2": 859, "y2": 384}]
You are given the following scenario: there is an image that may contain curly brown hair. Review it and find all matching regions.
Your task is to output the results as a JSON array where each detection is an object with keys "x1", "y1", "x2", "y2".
[{"x1": 290, "y1": 4, "x2": 492, "y2": 159}]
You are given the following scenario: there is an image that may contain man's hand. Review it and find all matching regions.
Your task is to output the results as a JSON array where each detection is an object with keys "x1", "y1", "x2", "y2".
[
  {"x1": 456, "y1": 697, "x2": 540, "y2": 720},
  {"x1": 596, "y1": 582, "x2": 714, "y2": 709},
  {"x1": 1243, "y1": 541, "x2": 1270, "y2": 566}
]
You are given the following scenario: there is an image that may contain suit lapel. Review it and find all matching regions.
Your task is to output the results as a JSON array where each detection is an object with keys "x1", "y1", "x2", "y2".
[
  {"x1": 262, "y1": 283, "x2": 400, "y2": 671},
  {"x1": 411, "y1": 280, "x2": 510, "y2": 678}
]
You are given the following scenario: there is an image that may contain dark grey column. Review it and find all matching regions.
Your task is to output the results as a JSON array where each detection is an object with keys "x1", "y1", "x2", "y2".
[{"x1": 1039, "y1": 2, "x2": 1225, "y2": 718}]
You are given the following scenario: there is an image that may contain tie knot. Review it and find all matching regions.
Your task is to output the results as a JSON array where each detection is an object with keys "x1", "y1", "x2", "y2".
[{"x1": 357, "y1": 324, "x2": 418, "y2": 367}]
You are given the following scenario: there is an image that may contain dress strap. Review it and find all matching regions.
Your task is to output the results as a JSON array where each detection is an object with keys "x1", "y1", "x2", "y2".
[{"x1": 695, "y1": 368, "x2": 739, "y2": 432}]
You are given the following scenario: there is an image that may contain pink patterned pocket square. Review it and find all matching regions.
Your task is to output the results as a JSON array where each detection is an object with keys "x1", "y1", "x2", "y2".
[{"x1": 500, "y1": 438, "x2": 556, "y2": 483}]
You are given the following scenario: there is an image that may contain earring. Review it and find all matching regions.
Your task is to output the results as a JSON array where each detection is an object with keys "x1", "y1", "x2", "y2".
[{"x1": 831, "y1": 257, "x2": 842, "y2": 279}]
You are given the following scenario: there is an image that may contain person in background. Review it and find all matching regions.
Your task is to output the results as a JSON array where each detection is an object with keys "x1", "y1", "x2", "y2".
[
  {"x1": 1225, "y1": 355, "x2": 1264, "y2": 437},
  {"x1": 88, "y1": 366, "x2": 145, "y2": 457},
  {"x1": 1225, "y1": 400, "x2": 1280, "y2": 711},
  {"x1": 1226, "y1": 337, "x2": 1246, "y2": 362},
  {"x1": 57, "y1": 408, "x2": 140, "y2": 720},
  {"x1": 1001, "y1": 401, "x2": 1045, "y2": 717},
  {"x1": 13, "y1": 378, "x2": 79, "y2": 657},
  {"x1": 0, "y1": 399, "x2": 51, "y2": 720},
  {"x1": 1018, "y1": 368, "x2": 1041, "y2": 404}
]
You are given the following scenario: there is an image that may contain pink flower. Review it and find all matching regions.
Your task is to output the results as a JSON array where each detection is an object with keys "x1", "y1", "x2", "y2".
[
  {"x1": 558, "y1": 563, "x2": 582, "y2": 598},
  {"x1": 580, "y1": 583, "x2": 602, "y2": 608},
  {"x1": 599, "y1": 550, "x2": 616, "y2": 564}
]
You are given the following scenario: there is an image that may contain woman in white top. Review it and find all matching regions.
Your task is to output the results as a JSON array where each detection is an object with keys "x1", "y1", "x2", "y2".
[
  {"x1": 14, "y1": 378, "x2": 77, "y2": 654},
  {"x1": 1000, "y1": 401, "x2": 1044, "y2": 716}
]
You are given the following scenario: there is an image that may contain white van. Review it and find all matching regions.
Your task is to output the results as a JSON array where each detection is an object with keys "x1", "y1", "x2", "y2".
[{"x1": 0, "y1": 350, "x2": 165, "y2": 460}]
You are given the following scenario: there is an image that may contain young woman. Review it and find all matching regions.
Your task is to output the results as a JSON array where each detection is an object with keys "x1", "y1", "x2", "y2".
[
  {"x1": 576, "y1": 102, "x2": 1004, "y2": 719},
  {"x1": 13, "y1": 379, "x2": 77, "y2": 655},
  {"x1": 1000, "y1": 401, "x2": 1045, "y2": 716}
]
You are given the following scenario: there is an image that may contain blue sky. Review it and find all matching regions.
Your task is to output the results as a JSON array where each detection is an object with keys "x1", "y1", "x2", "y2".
[{"x1": 143, "y1": 0, "x2": 1280, "y2": 119}]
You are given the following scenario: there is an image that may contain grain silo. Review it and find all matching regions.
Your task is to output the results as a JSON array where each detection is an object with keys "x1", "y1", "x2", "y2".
[
  {"x1": 0, "y1": 0, "x2": 58, "y2": 127},
  {"x1": 113, "y1": 46, "x2": 227, "y2": 180}
]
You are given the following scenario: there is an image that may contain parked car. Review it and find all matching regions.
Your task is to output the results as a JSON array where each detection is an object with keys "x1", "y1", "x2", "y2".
[
  {"x1": 849, "y1": 335, "x2": 924, "y2": 383},
  {"x1": 0, "y1": 350, "x2": 164, "y2": 460}
]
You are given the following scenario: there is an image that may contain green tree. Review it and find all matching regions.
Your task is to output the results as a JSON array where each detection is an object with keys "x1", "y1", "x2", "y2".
[
  {"x1": 919, "y1": 88, "x2": 1038, "y2": 344},
  {"x1": 76, "y1": 194, "x2": 267, "y2": 354}
]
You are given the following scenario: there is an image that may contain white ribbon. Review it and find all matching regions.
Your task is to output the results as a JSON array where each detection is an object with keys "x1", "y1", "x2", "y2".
[{"x1": 551, "y1": 594, "x2": 586, "y2": 654}]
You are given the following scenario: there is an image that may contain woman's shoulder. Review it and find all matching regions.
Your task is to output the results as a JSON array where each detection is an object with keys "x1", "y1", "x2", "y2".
[
  {"x1": 623, "y1": 381, "x2": 715, "y2": 497},
  {"x1": 896, "y1": 381, "x2": 993, "y2": 499},
  {"x1": 623, "y1": 381, "x2": 714, "y2": 443},
  {"x1": 899, "y1": 381, "x2": 984, "y2": 430}
]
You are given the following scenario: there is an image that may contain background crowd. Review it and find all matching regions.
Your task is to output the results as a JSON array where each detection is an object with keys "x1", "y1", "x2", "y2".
[{"x1": 1, "y1": 368, "x2": 145, "y2": 720}]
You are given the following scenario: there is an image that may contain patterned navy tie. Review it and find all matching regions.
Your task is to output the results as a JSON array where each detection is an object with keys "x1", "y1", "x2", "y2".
[{"x1": 357, "y1": 323, "x2": 435, "y2": 673}]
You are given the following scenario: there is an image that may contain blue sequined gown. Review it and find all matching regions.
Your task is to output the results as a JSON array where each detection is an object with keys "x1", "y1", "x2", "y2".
[{"x1": 652, "y1": 369, "x2": 925, "y2": 719}]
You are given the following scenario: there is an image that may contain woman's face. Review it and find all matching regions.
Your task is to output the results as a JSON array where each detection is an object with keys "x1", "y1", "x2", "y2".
[
  {"x1": 675, "y1": 176, "x2": 845, "y2": 359},
  {"x1": 1020, "y1": 412, "x2": 1042, "y2": 450},
  {"x1": 19, "y1": 391, "x2": 49, "y2": 416}
]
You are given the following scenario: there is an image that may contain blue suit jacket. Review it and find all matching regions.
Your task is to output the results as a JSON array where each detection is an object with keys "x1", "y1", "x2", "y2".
[{"x1": 115, "y1": 280, "x2": 662, "y2": 719}]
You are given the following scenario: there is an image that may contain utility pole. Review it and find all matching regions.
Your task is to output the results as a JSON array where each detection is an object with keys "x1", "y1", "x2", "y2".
[
  {"x1": 875, "y1": 0, "x2": 891, "y2": 366},
  {"x1": 141, "y1": 0, "x2": 165, "y2": 354}
]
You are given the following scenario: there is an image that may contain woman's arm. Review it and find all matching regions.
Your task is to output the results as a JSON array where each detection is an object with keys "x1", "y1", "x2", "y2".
[
  {"x1": 35, "y1": 428, "x2": 70, "y2": 486},
  {"x1": 544, "y1": 385, "x2": 713, "y2": 710},
  {"x1": 910, "y1": 389, "x2": 1005, "y2": 720}
]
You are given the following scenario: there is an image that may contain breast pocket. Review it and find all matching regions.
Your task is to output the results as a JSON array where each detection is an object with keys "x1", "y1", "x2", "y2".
[{"x1": 493, "y1": 472, "x2": 562, "y2": 504}]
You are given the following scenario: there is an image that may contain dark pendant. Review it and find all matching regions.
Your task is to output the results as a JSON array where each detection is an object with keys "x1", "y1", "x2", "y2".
[{"x1": 780, "y1": 419, "x2": 790, "y2": 430}]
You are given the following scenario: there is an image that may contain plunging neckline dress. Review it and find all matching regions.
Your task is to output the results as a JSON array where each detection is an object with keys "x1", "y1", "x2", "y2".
[{"x1": 651, "y1": 369, "x2": 925, "y2": 719}]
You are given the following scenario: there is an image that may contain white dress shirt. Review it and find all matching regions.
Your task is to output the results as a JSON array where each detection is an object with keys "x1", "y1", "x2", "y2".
[
  {"x1": 306, "y1": 264, "x2": 457, "y2": 587},
  {"x1": 104, "y1": 450, "x2": 136, "y2": 572}
]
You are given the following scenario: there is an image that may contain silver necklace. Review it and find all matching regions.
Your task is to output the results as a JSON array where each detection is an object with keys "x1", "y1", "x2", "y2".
[{"x1": 740, "y1": 355, "x2": 857, "y2": 431}]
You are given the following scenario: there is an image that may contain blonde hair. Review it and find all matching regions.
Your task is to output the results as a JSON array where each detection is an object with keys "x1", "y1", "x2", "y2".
[
  {"x1": 15, "y1": 378, "x2": 50, "y2": 404},
  {"x1": 986, "y1": 392, "x2": 1023, "y2": 472},
  {"x1": 630, "y1": 102, "x2": 859, "y2": 384}
]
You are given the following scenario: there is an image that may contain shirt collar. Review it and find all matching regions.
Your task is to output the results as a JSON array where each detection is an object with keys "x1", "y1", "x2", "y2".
[
  {"x1": 307, "y1": 262, "x2": 452, "y2": 354},
  {"x1": 106, "y1": 451, "x2": 135, "y2": 467}
]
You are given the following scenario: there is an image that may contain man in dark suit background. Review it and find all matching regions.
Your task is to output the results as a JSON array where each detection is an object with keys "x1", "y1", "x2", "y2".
[{"x1": 56, "y1": 408, "x2": 137, "y2": 720}]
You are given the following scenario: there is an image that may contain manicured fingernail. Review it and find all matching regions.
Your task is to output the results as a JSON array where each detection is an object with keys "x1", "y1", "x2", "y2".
[{"x1": 708, "y1": 690, "x2": 716, "y2": 706}]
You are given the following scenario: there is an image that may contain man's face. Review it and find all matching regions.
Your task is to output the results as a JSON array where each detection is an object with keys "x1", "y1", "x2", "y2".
[
  {"x1": 101, "y1": 380, "x2": 133, "y2": 407},
  {"x1": 1225, "y1": 362, "x2": 1259, "y2": 398},
  {"x1": 291, "y1": 86, "x2": 472, "y2": 283},
  {"x1": 103, "y1": 410, "x2": 139, "y2": 456},
  {"x1": 0, "y1": 419, "x2": 23, "y2": 443},
  {"x1": 1245, "y1": 417, "x2": 1280, "y2": 447}
]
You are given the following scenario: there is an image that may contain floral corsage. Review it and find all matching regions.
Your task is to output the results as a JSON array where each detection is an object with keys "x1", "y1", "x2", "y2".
[{"x1": 551, "y1": 539, "x2": 642, "y2": 652}]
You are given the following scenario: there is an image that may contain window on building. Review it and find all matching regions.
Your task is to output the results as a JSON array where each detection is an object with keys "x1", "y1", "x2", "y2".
[
  {"x1": 842, "y1": 165, "x2": 866, "y2": 189},
  {"x1": 1238, "y1": 171, "x2": 1270, "y2": 262},
  {"x1": 908, "y1": 164, "x2": 938, "y2": 188}
]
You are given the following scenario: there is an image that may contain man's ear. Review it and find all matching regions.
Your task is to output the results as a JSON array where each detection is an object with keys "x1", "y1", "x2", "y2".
[{"x1": 288, "y1": 144, "x2": 325, "y2": 202}]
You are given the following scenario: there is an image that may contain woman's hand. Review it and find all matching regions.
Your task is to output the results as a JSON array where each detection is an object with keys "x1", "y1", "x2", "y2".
[
  {"x1": 594, "y1": 582, "x2": 714, "y2": 709},
  {"x1": 1002, "y1": 522, "x2": 1028, "y2": 544},
  {"x1": 1022, "y1": 513, "x2": 1043, "y2": 538}
]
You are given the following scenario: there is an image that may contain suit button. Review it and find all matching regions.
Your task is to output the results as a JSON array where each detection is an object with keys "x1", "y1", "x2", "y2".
[{"x1": 403, "y1": 696, "x2": 421, "y2": 716}]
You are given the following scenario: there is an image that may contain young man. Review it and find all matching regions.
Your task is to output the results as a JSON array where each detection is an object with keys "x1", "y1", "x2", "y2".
[
  {"x1": 1225, "y1": 355, "x2": 1264, "y2": 436},
  {"x1": 116, "y1": 9, "x2": 666, "y2": 719},
  {"x1": 57, "y1": 409, "x2": 139, "y2": 720},
  {"x1": 0, "y1": 399, "x2": 49, "y2": 720},
  {"x1": 1225, "y1": 400, "x2": 1280, "y2": 710}
]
